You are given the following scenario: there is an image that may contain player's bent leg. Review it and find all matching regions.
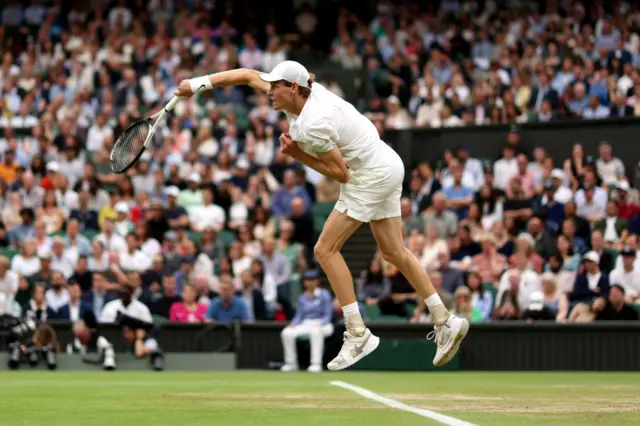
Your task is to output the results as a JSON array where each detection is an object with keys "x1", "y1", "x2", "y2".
[
  {"x1": 315, "y1": 209, "x2": 380, "y2": 371},
  {"x1": 370, "y1": 216, "x2": 469, "y2": 366}
]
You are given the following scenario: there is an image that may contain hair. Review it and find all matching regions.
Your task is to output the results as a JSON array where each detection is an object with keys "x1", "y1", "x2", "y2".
[
  {"x1": 282, "y1": 79, "x2": 313, "y2": 98},
  {"x1": 33, "y1": 323, "x2": 59, "y2": 350}
]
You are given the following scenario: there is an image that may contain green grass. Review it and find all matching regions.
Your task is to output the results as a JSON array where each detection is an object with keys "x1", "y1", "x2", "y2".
[{"x1": 0, "y1": 371, "x2": 638, "y2": 425}]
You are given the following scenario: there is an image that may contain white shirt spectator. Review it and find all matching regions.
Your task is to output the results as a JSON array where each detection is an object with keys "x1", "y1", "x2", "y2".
[
  {"x1": 10, "y1": 114, "x2": 38, "y2": 128},
  {"x1": 189, "y1": 204, "x2": 226, "y2": 232},
  {"x1": 119, "y1": 250, "x2": 151, "y2": 272},
  {"x1": 86, "y1": 123, "x2": 113, "y2": 152},
  {"x1": 430, "y1": 115, "x2": 464, "y2": 128},
  {"x1": 229, "y1": 202, "x2": 249, "y2": 228},
  {"x1": 582, "y1": 105, "x2": 611, "y2": 119},
  {"x1": 609, "y1": 266, "x2": 640, "y2": 298},
  {"x1": 0, "y1": 270, "x2": 18, "y2": 304},
  {"x1": 238, "y1": 48, "x2": 264, "y2": 70},
  {"x1": 596, "y1": 157, "x2": 625, "y2": 186},
  {"x1": 140, "y1": 239, "x2": 162, "y2": 260},
  {"x1": 11, "y1": 255, "x2": 40, "y2": 277},
  {"x1": 493, "y1": 157, "x2": 519, "y2": 191},
  {"x1": 440, "y1": 169, "x2": 477, "y2": 191},
  {"x1": 99, "y1": 299, "x2": 153, "y2": 324},
  {"x1": 51, "y1": 250, "x2": 78, "y2": 279},
  {"x1": 575, "y1": 187, "x2": 608, "y2": 220},
  {"x1": 262, "y1": 49, "x2": 287, "y2": 73},
  {"x1": 553, "y1": 185, "x2": 574, "y2": 204},
  {"x1": 415, "y1": 101, "x2": 443, "y2": 126},
  {"x1": 94, "y1": 233, "x2": 127, "y2": 253},
  {"x1": 496, "y1": 269, "x2": 541, "y2": 311},
  {"x1": 45, "y1": 288, "x2": 70, "y2": 312}
]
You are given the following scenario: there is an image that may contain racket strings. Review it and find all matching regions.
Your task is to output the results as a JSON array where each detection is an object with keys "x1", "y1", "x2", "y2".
[{"x1": 111, "y1": 120, "x2": 152, "y2": 173}]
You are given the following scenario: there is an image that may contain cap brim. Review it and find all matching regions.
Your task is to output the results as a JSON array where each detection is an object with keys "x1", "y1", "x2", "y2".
[{"x1": 259, "y1": 73, "x2": 281, "y2": 83}]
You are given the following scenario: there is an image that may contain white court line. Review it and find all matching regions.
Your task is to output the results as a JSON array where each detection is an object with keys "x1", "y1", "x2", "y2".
[{"x1": 330, "y1": 380, "x2": 477, "y2": 426}]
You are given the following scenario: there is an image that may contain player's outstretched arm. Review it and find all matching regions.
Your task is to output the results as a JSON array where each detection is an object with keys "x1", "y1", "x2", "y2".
[{"x1": 175, "y1": 69, "x2": 270, "y2": 97}]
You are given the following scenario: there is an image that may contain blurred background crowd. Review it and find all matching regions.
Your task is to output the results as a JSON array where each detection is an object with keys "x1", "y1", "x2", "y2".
[{"x1": 0, "y1": 0, "x2": 638, "y2": 328}]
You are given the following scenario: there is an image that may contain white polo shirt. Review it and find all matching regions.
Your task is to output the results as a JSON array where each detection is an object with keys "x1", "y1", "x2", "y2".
[{"x1": 99, "y1": 299, "x2": 153, "y2": 324}]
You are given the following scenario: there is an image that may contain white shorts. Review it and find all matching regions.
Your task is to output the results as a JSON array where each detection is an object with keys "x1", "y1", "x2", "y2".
[{"x1": 334, "y1": 147, "x2": 404, "y2": 223}]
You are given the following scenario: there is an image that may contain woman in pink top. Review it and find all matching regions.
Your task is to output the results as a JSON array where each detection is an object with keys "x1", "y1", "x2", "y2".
[
  {"x1": 472, "y1": 233, "x2": 508, "y2": 285},
  {"x1": 169, "y1": 285, "x2": 208, "y2": 323}
]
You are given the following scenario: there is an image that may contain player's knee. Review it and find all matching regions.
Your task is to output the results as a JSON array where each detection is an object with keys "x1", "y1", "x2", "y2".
[
  {"x1": 313, "y1": 241, "x2": 334, "y2": 261},
  {"x1": 380, "y1": 247, "x2": 405, "y2": 266}
]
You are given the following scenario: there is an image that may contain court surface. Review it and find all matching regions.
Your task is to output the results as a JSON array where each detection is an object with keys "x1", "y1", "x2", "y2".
[{"x1": 0, "y1": 370, "x2": 638, "y2": 425}]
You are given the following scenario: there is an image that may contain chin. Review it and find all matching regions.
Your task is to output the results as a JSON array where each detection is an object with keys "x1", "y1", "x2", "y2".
[{"x1": 272, "y1": 102, "x2": 281, "y2": 111}]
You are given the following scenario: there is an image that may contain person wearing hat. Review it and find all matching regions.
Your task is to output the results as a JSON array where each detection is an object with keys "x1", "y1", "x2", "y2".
[
  {"x1": 385, "y1": 95, "x2": 412, "y2": 130},
  {"x1": 114, "y1": 201, "x2": 132, "y2": 237},
  {"x1": 165, "y1": 186, "x2": 189, "y2": 229},
  {"x1": 177, "y1": 60, "x2": 470, "y2": 370},
  {"x1": 40, "y1": 161, "x2": 60, "y2": 191},
  {"x1": 568, "y1": 251, "x2": 610, "y2": 306},
  {"x1": 614, "y1": 179, "x2": 640, "y2": 219},
  {"x1": 608, "y1": 247, "x2": 640, "y2": 302},
  {"x1": 280, "y1": 270, "x2": 334, "y2": 373},
  {"x1": 548, "y1": 169, "x2": 573, "y2": 204}
]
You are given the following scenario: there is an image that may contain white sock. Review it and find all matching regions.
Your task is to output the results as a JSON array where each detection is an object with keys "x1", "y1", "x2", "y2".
[
  {"x1": 425, "y1": 293, "x2": 449, "y2": 323},
  {"x1": 342, "y1": 302, "x2": 360, "y2": 317},
  {"x1": 342, "y1": 302, "x2": 365, "y2": 335}
]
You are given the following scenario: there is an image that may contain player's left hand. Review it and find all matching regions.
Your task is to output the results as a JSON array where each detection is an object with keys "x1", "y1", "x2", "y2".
[{"x1": 279, "y1": 133, "x2": 301, "y2": 156}]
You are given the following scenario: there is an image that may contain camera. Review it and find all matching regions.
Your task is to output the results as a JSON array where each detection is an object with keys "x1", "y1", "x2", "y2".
[{"x1": 0, "y1": 312, "x2": 58, "y2": 370}]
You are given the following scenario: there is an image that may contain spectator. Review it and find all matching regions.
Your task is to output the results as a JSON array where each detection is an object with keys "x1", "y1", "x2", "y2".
[
  {"x1": 570, "y1": 284, "x2": 639, "y2": 322},
  {"x1": 594, "y1": 200, "x2": 628, "y2": 246},
  {"x1": 596, "y1": 141, "x2": 625, "y2": 186},
  {"x1": 205, "y1": 278, "x2": 250, "y2": 323},
  {"x1": 569, "y1": 251, "x2": 610, "y2": 304},
  {"x1": 472, "y1": 233, "x2": 508, "y2": 285},
  {"x1": 442, "y1": 163, "x2": 474, "y2": 219},
  {"x1": 238, "y1": 270, "x2": 267, "y2": 321},
  {"x1": 272, "y1": 170, "x2": 311, "y2": 218},
  {"x1": 169, "y1": 284, "x2": 207, "y2": 323},
  {"x1": 452, "y1": 286, "x2": 484, "y2": 323},
  {"x1": 496, "y1": 253, "x2": 541, "y2": 318},
  {"x1": 45, "y1": 271, "x2": 70, "y2": 320},
  {"x1": 279, "y1": 269, "x2": 333, "y2": 373},
  {"x1": 466, "y1": 270, "x2": 493, "y2": 321},
  {"x1": 11, "y1": 238, "x2": 40, "y2": 278},
  {"x1": 609, "y1": 247, "x2": 640, "y2": 302}
]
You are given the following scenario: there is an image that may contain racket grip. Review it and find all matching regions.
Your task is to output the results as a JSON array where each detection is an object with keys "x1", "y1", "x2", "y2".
[{"x1": 165, "y1": 96, "x2": 181, "y2": 112}]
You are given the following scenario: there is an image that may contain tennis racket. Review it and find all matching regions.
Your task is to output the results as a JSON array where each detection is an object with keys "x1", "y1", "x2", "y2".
[{"x1": 109, "y1": 96, "x2": 181, "y2": 173}]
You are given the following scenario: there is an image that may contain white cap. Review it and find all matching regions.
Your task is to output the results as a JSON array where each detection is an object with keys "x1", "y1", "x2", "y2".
[
  {"x1": 259, "y1": 61, "x2": 311, "y2": 88},
  {"x1": 387, "y1": 95, "x2": 400, "y2": 105},
  {"x1": 550, "y1": 169, "x2": 565, "y2": 180},
  {"x1": 583, "y1": 251, "x2": 600, "y2": 264},
  {"x1": 46, "y1": 161, "x2": 60, "y2": 172},
  {"x1": 188, "y1": 172, "x2": 202, "y2": 183},
  {"x1": 528, "y1": 291, "x2": 544, "y2": 311},
  {"x1": 115, "y1": 201, "x2": 129, "y2": 214},
  {"x1": 166, "y1": 186, "x2": 180, "y2": 197},
  {"x1": 617, "y1": 180, "x2": 630, "y2": 191}
]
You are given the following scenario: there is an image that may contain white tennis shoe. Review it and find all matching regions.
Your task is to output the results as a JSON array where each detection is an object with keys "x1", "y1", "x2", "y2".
[
  {"x1": 327, "y1": 328, "x2": 380, "y2": 371},
  {"x1": 280, "y1": 364, "x2": 299, "y2": 372},
  {"x1": 428, "y1": 314, "x2": 469, "y2": 366}
]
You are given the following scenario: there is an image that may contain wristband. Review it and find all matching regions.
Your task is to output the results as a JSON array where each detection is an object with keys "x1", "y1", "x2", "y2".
[{"x1": 189, "y1": 76, "x2": 213, "y2": 94}]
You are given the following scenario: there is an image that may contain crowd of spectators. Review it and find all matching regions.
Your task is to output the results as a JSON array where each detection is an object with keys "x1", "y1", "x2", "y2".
[
  {"x1": 0, "y1": 0, "x2": 638, "y2": 331},
  {"x1": 331, "y1": 0, "x2": 640, "y2": 129},
  {"x1": 360, "y1": 137, "x2": 640, "y2": 323}
]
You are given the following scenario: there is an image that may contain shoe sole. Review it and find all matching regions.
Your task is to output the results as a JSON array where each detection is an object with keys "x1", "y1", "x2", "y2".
[
  {"x1": 433, "y1": 318, "x2": 470, "y2": 367},
  {"x1": 327, "y1": 333, "x2": 380, "y2": 371}
]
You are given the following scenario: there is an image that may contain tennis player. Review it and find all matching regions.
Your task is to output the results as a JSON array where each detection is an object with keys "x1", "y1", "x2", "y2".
[{"x1": 175, "y1": 61, "x2": 469, "y2": 370}]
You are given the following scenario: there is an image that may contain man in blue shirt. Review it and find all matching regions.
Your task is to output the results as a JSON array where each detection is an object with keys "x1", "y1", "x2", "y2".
[
  {"x1": 271, "y1": 170, "x2": 311, "y2": 217},
  {"x1": 280, "y1": 270, "x2": 334, "y2": 373},
  {"x1": 205, "y1": 279, "x2": 250, "y2": 322},
  {"x1": 442, "y1": 166, "x2": 474, "y2": 220}
]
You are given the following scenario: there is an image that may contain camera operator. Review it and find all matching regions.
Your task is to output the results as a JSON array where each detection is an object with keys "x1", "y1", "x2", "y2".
[
  {"x1": 68, "y1": 310, "x2": 116, "y2": 370},
  {"x1": 1, "y1": 293, "x2": 59, "y2": 370},
  {"x1": 99, "y1": 284, "x2": 164, "y2": 370}
]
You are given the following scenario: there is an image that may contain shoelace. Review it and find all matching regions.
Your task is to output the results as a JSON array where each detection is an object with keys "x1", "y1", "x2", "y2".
[{"x1": 426, "y1": 325, "x2": 446, "y2": 346}]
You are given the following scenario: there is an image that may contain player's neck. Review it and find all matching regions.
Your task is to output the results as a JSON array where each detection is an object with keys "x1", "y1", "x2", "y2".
[{"x1": 288, "y1": 97, "x2": 308, "y2": 116}]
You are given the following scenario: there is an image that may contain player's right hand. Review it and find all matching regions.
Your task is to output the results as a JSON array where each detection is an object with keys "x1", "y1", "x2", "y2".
[{"x1": 175, "y1": 80, "x2": 194, "y2": 98}]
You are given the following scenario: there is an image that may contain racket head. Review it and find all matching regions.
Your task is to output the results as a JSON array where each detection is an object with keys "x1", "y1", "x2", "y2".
[{"x1": 109, "y1": 118, "x2": 154, "y2": 174}]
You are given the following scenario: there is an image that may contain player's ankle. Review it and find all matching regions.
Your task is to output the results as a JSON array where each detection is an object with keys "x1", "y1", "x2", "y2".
[
  {"x1": 342, "y1": 302, "x2": 366, "y2": 336},
  {"x1": 425, "y1": 294, "x2": 449, "y2": 324}
]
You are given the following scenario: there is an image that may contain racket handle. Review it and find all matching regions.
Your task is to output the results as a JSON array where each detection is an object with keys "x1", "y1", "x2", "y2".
[{"x1": 165, "y1": 96, "x2": 181, "y2": 112}]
